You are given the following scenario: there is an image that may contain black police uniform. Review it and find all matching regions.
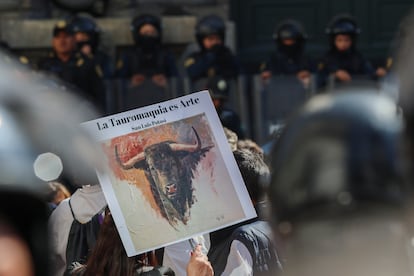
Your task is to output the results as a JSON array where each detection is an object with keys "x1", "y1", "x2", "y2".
[
  {"x1": 38, "y1": 51, "x2": 105, "y2": 111},
  {"x1": 318, "y1": 50, "x2": 375, "y2": 78},
  {"x1": 185, "y1": 45, "x2": 239, "y2": 81},
  {"x1": 185, "y1": 15, "x2": 239, "y2": 81},
  {"x1": 208, "y1": 218, "x2": 282, "y2": 276},
  {"x1": 261, "y1": 50, "x2": 315, "y2": 76},
  {"x1": 260, "y1": 19, "x2": 315, "y2": 76},
  {"x1": 91, "y1": 51, "x2": 113, "y2": 79},
  {"x1": 115, "y1": 47, "x2": 178, "y2": 79}
]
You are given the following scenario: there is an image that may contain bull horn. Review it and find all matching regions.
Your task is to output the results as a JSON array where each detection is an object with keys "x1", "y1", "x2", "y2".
[
  {"x1": 115, "y1": 145, "x2": 145, "y2": 170},
  {"x1": 170, "y1": 127, "x2": 201, "y2": 152}
]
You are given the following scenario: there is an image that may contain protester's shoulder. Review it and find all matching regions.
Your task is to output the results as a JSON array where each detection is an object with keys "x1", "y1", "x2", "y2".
[
  {"x1": 232, "y1": 220, "x2": 272, "y2": 239},
  {"x1": 48, "y1": 198, "x2": 72, "y2": 226},
  {"x1": 74, "y1": 185, "x2": 103, "y2": 198}
]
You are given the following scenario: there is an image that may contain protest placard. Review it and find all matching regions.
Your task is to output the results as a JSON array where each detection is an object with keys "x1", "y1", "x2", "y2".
[{"x1": 81, "y1": 90, "x2": 257, "y2": 256}]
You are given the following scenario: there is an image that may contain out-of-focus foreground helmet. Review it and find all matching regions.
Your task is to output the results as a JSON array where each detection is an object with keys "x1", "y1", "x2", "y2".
[
  {"x1": 0, "y1": 52, "x2": 105, "y2": 275},
  {"x1": 195, "y1": 14, "x2": 225, "y2": 49},
  {"x1": 395, "y1": 10, "x2": 414, "y2": 165},
  {"x1": 268, "y1": 92, "x2": 411, "y2": 276}
]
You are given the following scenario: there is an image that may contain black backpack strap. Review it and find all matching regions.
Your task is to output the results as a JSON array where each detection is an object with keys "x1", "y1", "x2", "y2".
[
  {"x1": 68, "y1": 198, "x2": 77, "y2": 221},
  {"x1": 208, "y1": 220, "x2": 282, "y2": 276},
  {"x1": 65, "y1": 206, "x2": 102, "y2": 275},
  {"x1": 233, "y1": 221, "x2": 282, "y2": 275}
]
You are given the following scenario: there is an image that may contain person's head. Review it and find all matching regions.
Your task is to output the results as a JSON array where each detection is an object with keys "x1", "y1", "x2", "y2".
[
  {"x1": 237, "y1": 139, "x2": 264, "y2": 160},
  {"x1": 70, "y1": 15, "x2": 100, "y2": 55},
  {"x1": 268, "y1": 91, "x2": 409, "y2": 276},
  {"x1": 203, "y1": 34, "x2": 222, "y2": 50},
  {"x1": 334, "y1": 33, "x2": 353, "y2": 51},
  {"x1": 273, "y1": 19, "x2": 307, "y2": 55},
  {"x1": 326, "y1": 14, "x2": 360, "y2": 52},
  {"x1": 234, "y1": 148, "x2": 270, "y2": 206},
  {"x1": 207, "y1": 76, "x2": 229, "y2": 109},
  {"x1": 47, "y1": 181, "x2": 71, "y2": 205},
  {"x1": 195, "y1": 15, "x2": 225, "y2": 50},
  {"x1": 139, "y1": 23, "x2": 159, "y2": 37},
  {"x1": 52, "y1": 20, "x2": 76, "y2": 56},
  {"x1": 131, "y1": 14, "x2": 161, "y2": 49},
  {"x1": 78, "y1": 210, "x2": 137, "y2": 276}
]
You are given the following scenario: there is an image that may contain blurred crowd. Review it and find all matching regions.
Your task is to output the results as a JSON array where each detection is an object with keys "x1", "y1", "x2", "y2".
[{"x1": 0, "y1": 8, "x2": 413, "y2": 276}]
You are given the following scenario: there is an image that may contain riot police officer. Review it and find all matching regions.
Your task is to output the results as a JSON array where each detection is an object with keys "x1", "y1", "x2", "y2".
[
  {"x1": 115, "y1": 14, "x2": 178, "y2": 88},
  {"x1": 318, "y1": 14, "x2": 377, "y2": 86},
  {"x1": 260, "y1": 19, "x2": 315, "y2": 85},
  {"x1": 184, "y1": 15, "x2": 239, "y2": 82},
  {"x1": 70, "y1": 14, "x2": 114, "y2": 79},
  {"x1": 37, "y1": 20, "x2": 105, "y2": 112}
]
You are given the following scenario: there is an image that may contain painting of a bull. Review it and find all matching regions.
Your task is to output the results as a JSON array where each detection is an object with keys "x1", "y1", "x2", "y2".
[{"x1": 115, "y1": 127, "x2": 213, "y2": 227}]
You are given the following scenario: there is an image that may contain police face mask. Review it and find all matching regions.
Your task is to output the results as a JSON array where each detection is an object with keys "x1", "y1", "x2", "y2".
[
  {"x1": 278, "y1": 41, "x2": 303, "y2": 57},
  {"x1": 136, "y1": 34, "x2": 160, "y2": 50}
]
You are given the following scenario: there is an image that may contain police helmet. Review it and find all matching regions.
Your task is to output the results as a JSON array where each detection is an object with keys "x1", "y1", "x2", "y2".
[
  {"x1": 70, "y1": 15, "x2": 100, "y2": 49},
  {"x1": 269, "y1": 92, "x2": 404, "y2": 223},
  {"x1": 273, "y1": 19, "x2": 307, "y2": 42},
  {"x1": 130, "y1": 14, "x2": 162, "y2": 45},
  {"x1": 53, "y1": 19, "x2": 74, "y2": 37},
  {"x1": 326, "y1": 14, "x2": 360, "y2": 36},
  {"x1": 195, "y1": 15, "x2": 226, "y2": 49}
]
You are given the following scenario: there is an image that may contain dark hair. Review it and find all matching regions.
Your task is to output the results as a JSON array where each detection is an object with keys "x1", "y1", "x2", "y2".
[
  {"x1": 237, "y1": 139, "x2": 264, "y2": 160},
  {"x1": 81, "y1": 213, "x2": 137, "y2": 276},
  {"x1": 233, "y1": 148, "x2": 270, "y2": 203}
]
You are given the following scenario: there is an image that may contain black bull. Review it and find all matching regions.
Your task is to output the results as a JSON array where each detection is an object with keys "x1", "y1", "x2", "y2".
[{"x1": 115, "y1": 127, "x2": 213, "y2": 226}]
